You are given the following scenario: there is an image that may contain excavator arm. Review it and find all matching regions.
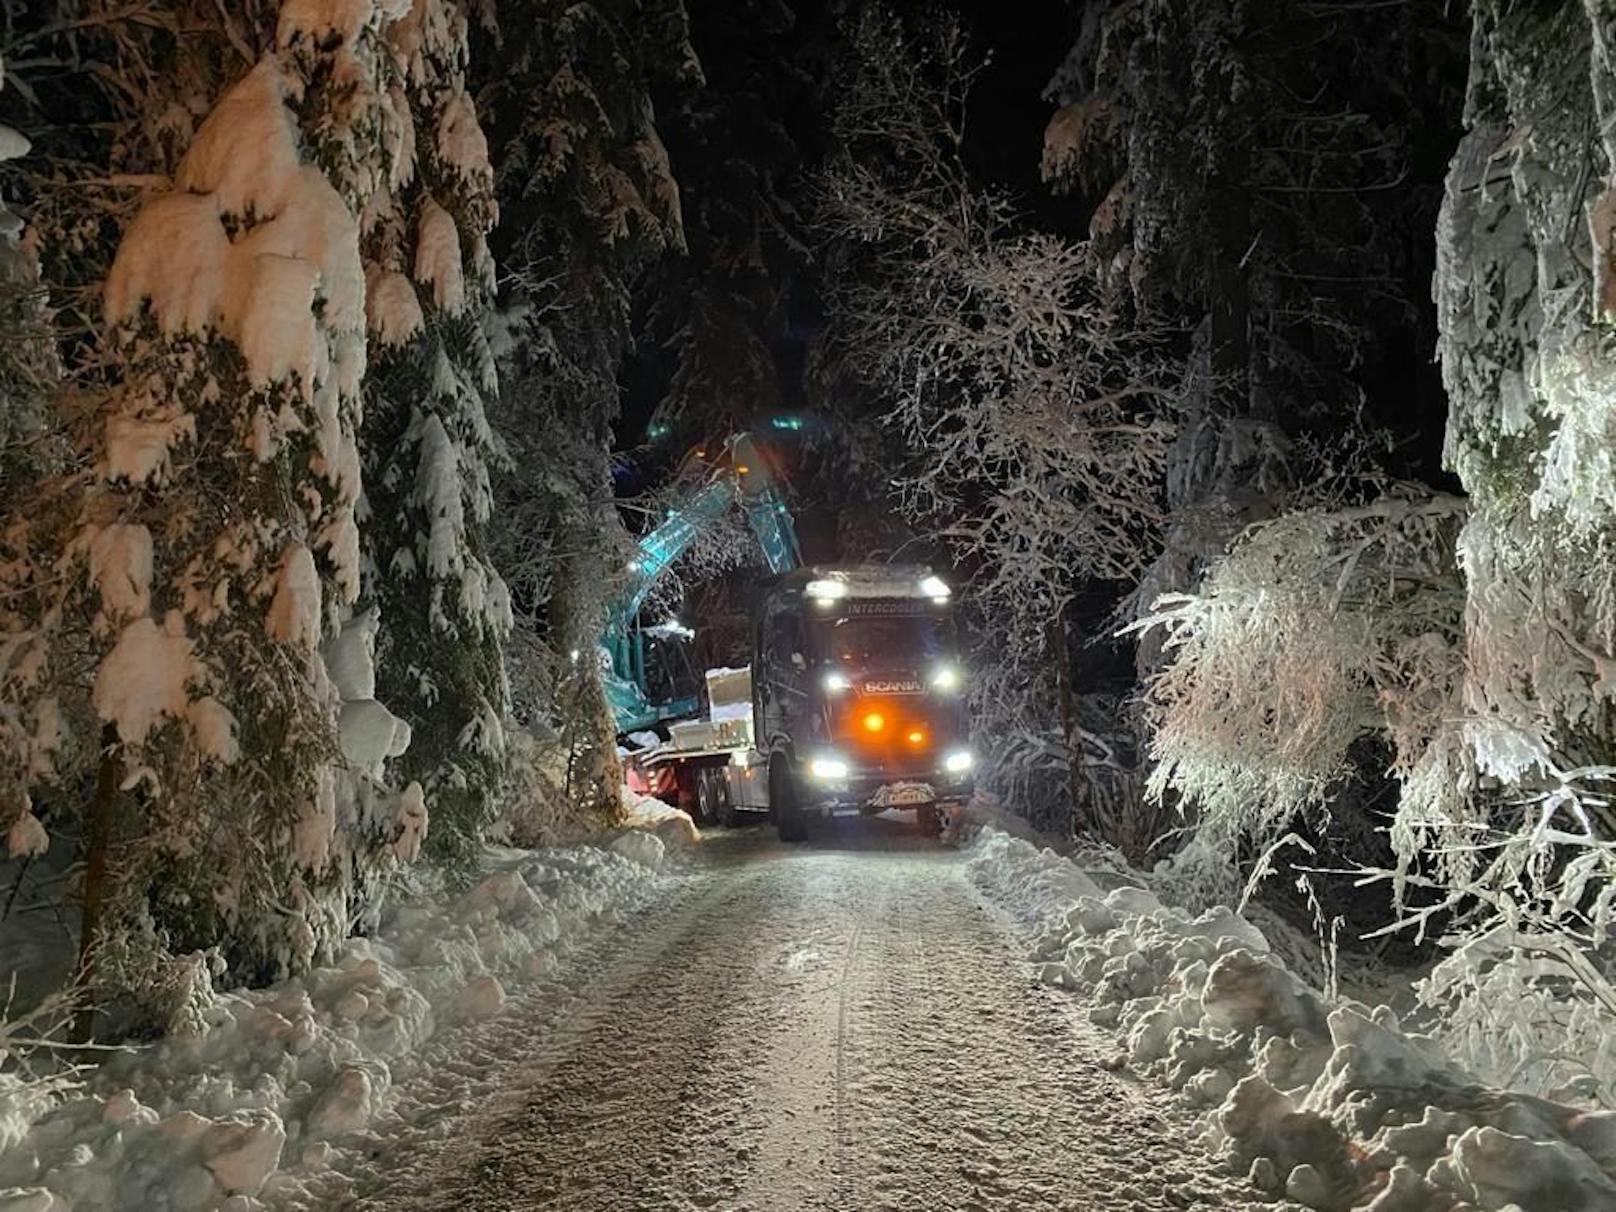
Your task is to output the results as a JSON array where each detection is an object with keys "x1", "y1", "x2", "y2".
[{"x1": 602, "y1": 434, "x2": 800, "y2": 733}]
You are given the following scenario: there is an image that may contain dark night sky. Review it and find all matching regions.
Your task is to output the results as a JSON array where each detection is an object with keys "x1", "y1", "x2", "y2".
[{"x1": 953, "y1": 0, "x2": 1083, "y2": 219}]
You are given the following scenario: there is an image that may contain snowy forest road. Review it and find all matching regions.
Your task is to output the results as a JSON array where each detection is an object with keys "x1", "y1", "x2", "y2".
[{"x1": 333, "y1": 821, "x2": 1250, "y2": 1212}]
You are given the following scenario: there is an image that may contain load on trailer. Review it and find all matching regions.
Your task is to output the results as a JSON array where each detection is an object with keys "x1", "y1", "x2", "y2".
[{"x1": 723, "y1": 565, "x2": 974, "y2": 841}]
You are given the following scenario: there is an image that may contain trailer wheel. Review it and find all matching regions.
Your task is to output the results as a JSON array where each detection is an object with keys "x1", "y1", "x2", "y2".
[
  {"x1": 697, "y1": 769, "x2": 733, "y2": 829},
  {"x1": 772, "y1": 758, "x2": 807, "y2": 843}
]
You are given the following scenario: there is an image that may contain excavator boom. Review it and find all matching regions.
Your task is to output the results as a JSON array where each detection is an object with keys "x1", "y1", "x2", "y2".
[{"x1": 602, "y1": 434, "x2": 800, "y2": 733}]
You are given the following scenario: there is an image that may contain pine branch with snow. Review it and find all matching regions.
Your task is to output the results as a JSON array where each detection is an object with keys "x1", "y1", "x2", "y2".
[
  {"x1": 356, "y1": 0, "x2": 512, "y2": 871},
  {"x1": 50, "y1": 4, "x2": 422, "y2": 996}
]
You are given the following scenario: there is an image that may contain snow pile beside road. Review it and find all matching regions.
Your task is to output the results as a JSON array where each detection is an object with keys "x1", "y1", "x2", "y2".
[
  {"x1": 0, "y1": 839, "x2": 668, "y2": 1212},
  {"x1": 620, "y1": 785, "x2": 699, "y2": 849},
  {"x1": 966, "y1": 829, "x2": 1616, "y2": 1211}
]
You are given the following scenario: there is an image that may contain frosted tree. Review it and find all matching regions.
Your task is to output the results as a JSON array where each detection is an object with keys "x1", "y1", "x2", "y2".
[
  {"x1": 1, "y1": 4, "x2": 426, "y2": 1016},
  {"x1": 470, "y1": 0, "x2": 696, "y2": 819},
  {"x1": 358, "y1": 0, "x2": 512, "y2": 869},
  {"x1": 1042, "y1": 1, "x2": 1463, "y2": 674},
  {"x1": 815, "y1": 7, "x2": 1173, "y2": 839}
]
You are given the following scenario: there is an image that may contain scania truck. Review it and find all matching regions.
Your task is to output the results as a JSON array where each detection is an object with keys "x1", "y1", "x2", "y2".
[{"x1": 722, "y1": 565, "x2": 974, "y2": 841}]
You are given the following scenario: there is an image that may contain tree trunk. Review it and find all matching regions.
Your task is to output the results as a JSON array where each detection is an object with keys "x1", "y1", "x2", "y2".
[
  {"x1": 73, "y1": 724, "x2": 119, "y2": 1042},
  {"x1": 1050, "y1": 614, "x2": 1082, "y2": 836}
]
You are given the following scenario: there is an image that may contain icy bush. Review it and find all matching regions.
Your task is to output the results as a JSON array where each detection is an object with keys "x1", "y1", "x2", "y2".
[
  {"x1": 491, "y1": 720, "x2": 599, "y2": 846},
  {"x1": 1131, "y1": 494, "x2": 1467, "y2": 845}
]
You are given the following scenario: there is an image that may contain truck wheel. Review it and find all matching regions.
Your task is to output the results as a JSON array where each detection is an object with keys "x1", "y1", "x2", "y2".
[
  {"x1": 698, "y1": 769, "x2": 734, "y2": 829},
  {"x1": 916, "y1": 803, "x2": 943, "y2": 838},
  {"x1": 715, "y1": 775, "x2": 736, "y2": 828},
  {"x1": 696, "y1": 770, "x2": 720, "y2": 828},
  {"x1": 772, "y1": 759, "x2": 807, "y2": 843}
]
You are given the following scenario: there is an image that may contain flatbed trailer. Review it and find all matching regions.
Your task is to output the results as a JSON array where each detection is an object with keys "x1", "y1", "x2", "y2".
[{"x1": 622, "y1": 669, "x2": 761, "y2": 827}]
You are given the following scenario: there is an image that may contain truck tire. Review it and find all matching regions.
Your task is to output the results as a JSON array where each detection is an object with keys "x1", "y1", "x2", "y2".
[
  {"x1": 698, "y1": 769, "x2": 734, "y2": 829},
  {"x1": 916, "y1": 803, "x2": 943, "y2": 838},
  {"x1": 695, "y1": 770, "x2": 716, "y2": 827},
  {"x1": 772, "y1": 758, "x2": 808, "y2": 843},
  {"x1": 716, "y1": 774, "x2": 737, "y2": 828}
]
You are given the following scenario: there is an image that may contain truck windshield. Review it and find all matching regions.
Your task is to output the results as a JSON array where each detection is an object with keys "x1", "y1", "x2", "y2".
[{"x1": 819, "y1": 612, "x2": 955, "y2": 669}]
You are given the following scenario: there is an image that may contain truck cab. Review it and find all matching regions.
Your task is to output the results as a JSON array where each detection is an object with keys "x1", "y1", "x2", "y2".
[{"x1": 727, "y1": 565, "x2": 974, "y2": 841}]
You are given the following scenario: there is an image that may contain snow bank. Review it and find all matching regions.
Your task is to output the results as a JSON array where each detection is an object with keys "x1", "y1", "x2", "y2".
[
  {"x1": 620, "y1": 785, "x2": 700, "y2": 850},
  {"x1": 0, "y1": 839, "x2": 669, "y2": 1211},
  {"x1": 966, "y1": 829, "x2": 1616, "y2": 1211}
]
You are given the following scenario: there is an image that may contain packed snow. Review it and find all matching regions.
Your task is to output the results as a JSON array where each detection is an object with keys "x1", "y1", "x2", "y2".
[
  {"x1": 963, "y1": 825, "x2": 1616, "y2": 1211},
  {"x1": 0, "y1": 833, "x2": 679, "y2": 1211}
]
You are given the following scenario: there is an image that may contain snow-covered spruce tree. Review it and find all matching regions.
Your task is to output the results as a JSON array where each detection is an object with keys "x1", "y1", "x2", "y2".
[
  {"x1": 1415, "y1": 0, "x2": 1616, "y2": 1099},
  {"x1": 470, "y1": 0, "x2": 697, "y2": 822},
  {"x1": 638, "y1": 0, "x2": 821, "y2": 442},
  {"x1": 1043, "y1": 1, "x2": 1465, "y2": 675},
  {"x1": 67, "y1": 4, "x2": 423, "y2": 1004},
  {"x1": 357, "y1": 0, "x2": 512, "y2": 870},
  {"x1": 0, "y1": 56, "x2": 77, "y2": 863},
  {"x1": 814, "y1": 7, "x2": 1173, "y2": 844}
]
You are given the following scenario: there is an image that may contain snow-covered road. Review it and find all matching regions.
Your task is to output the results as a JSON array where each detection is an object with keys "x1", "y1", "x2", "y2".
[{"x1": 327, "y1": 820, "x2": 1250, "y2": 1211}]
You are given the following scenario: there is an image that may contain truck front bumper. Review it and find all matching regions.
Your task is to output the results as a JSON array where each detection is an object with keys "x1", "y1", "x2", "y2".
[{"x1": 801, "y1": 764, "x2": 974, "y2": 814}]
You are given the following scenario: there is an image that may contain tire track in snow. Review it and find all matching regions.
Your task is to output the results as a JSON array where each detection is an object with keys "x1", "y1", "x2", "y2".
[
  {"x1": 296, "y1": 821, "x2": 1257, "y2": 1211},
  {"x1": 832, "y1": 917, "x2": 863, "y2": 1197}
]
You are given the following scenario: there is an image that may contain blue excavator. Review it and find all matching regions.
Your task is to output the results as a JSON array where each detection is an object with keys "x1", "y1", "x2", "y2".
[{"x1": 601, "y1": 433, "x2": 801, "y2": 734}]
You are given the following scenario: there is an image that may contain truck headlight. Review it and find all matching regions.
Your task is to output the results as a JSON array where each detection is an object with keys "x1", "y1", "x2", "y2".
[
  {"x1": 806, "y1": 578, "x2": 848, "y2": 601},
  {"x1": 918, "y1": 574, "x2": 951, "y2": 600},
  {"x1": 809, "y1": 755, "x2": 850, "y2": 780},
  {"x1": 944, "y1": 749, "x2": 973, "y2": 773},
  {"x1": 930, "y1": 666, "x2": 961, "y2": 691},
  {"x1": 822, "y1": 671, "x2": 851, "y2": 694}
]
